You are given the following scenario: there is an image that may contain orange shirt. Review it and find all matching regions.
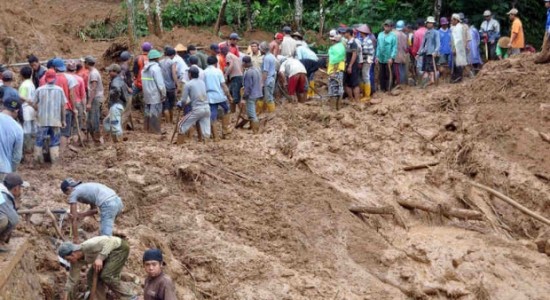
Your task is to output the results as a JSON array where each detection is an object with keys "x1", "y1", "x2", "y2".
[
  {"x1": 511, "y1": 18, "x2": 525, "y2": 49},
  {"x1": 217, "y1": 54, "x2": 226, "y2": 73}
]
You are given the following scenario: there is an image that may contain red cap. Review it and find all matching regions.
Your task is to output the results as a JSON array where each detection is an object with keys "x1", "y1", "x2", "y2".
[
  {"x1": 275, "y1": 33, "x2": 284, "y2": 40},
  {"x1": 45, "y1": 69, "x2": 57, "y2": 83}
]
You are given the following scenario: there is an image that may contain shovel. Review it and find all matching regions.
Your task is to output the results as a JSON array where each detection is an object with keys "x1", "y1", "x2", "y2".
[
  {"x1": 73, "y1": 111, "x2": 86, "y2": 148},
  {"x1": 84, "y1": 270, "x2": 99, "y2": 300},
  {"x1": 387, "y1": 63, "x2": 393, "y2": 92}
]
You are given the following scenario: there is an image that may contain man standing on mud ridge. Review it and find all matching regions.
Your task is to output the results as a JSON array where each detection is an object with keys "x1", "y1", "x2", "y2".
[
  {"x1": 281, "y1": 26, "x2": 297, "y2": 57},
  {"x1": 142, "y1": 49, "x2": 167, "y2": 134},
  {"x1": 142, "y1": 249, "x2": 177, "y2": 300},
  {"x1": 507, "y1": 8, "x2": 525, "y2": 56},
  {"x1": 176, "y1": 66, "x2": 211, "y2": 144},
  {"x1": 204, "y1": 56, "x2": 232, "y2": 140},
  {"x1": 57, "y1": 236, "x2": 137, "y2": 300},
  {"x1": 270, "y1": 33, "x2": 283, "y2": 57},
  {"x1": 60, "y1": 178, "x2": 124, "y2": 241},
  {"x1": 104, "y1": 64, "x2": 127, "y2": 142},
  {"x1": 219, "y1": 33, "x2": 241, "y2": 58},
  {"x1": 84, "y1": 56, "x2": 104, "y2": 143}
]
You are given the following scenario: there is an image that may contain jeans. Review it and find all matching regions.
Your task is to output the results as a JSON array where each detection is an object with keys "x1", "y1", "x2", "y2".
[
  {"x1": 61, "y1": 111, "x2": 74, "y2": 138},
  {"x1": 99, "y1": 197, "x2": 124, "y2": 236},
  {"x1": 178, "y1": 106, "x2": 211, "y2": 138},
  {"x1": 362, "y1": 62, "x2": 371, "y2": 83},
  {"x1": 87, "y1": 96, "x2": 103, "y2": 134},
  {"x1": 209, "y1": 102, "x2": 229, "y2": 121},
  {"x1": 229, "y1": 76, "x2": 243, "y2": 104},
  {"x1": 246, "y1": 98, "x2": 258, "y2": 122},
  {"x1": 263, "y1": 80, "x2": 275, "y2": 103}
]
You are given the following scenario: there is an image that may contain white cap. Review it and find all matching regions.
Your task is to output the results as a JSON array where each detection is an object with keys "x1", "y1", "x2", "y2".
[
  {"x1": 451, "y1": 13, "x2": 461, "y2": 21},
  {"x1": 507, "y1": 8, "x2": 518, "y2": 15},
  {"x1": 483, "y1": 10, "x2": 491, "y2": 17}
]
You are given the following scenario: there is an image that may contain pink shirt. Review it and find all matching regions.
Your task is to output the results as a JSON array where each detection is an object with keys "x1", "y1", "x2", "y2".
[
  {"x1": 73, "y1": 74, "x2": 86, "y2": 103},
  {"x1": 411, "y1": 26, "x2": 427, "y2": 57}
]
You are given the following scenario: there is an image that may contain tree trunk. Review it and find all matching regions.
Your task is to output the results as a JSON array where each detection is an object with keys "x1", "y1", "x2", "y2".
[
  {"x1": 153, "y1": 0, "x2": 163, "y2": 37},
  {"x1": 294, "y1": 0, "x2": 303, "y2": 31},
  {"x1": 433, "y1": 0, "x2": 442, "y2": 23},
  {"x1": 126, "y1": 0, "x2": 137, "y2": 51},
  {"x1": 246, "y1": 0, "x2": 252, "y2": 31},
  {"x1": 143, "y1": 0, "x2": 154, "y2": 36},
  {"x1": 214, "y1": 0, "x2": 228, "y2": 36},
  {"x1": 319, "y1": 0, "x2": 325, "y2": 35}
]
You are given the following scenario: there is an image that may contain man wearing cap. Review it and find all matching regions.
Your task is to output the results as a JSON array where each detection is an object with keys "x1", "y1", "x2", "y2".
[
  {"x1": 418, "y1": 16, "x2": 440, "y2": 88},
  {"x1": 356, "y1": 25, "x2": 374, "y2": 101},
  {"x1": 1, "y1": 71, "x2": 20, "y2": 103},
  {"x1": 479, "y1": 10, "x2": 501, "y2": 60},
  {"x1": 328, "y1": 29, "x2": 346, "y2": 98},
  {"x1": 160, "y1": 47, "x2": 178, "y2": 124},
  {"x1": 507, "y1": 9, "x2": 524, "y2": 56},
  {"x1": 67, "y1": 60, "x2": 87, "y2": 135},
  {"x1": 27, "y1": 55, "x2": 47, "y2": 88},
  {"x1": 31, "y1": 69, "x2": 66, "y2": 163},
  {"x1": 104, "y1": 64, "x2": 128, "y2": 142},
  {"x1": 133, "y1": 42, "x2": 152, "y2": 98},
  {"x1": 50, "y1": 58, "x2": 78, "y2": 152},
  {"x1": 535, "y1": 0, "x2": 550, "y2": 64},
  {"x1": 438, "y1": 17, "x2": 452, "y2": 82},
  {"x1": 219, "y1": 33, "x2": 241, "y2": 58},
  {"x1": 223, "y1": 46, "x2": 244, "y2": 115},
  {"x1": 84, "y1": 56, "x2": 104, "y2": 142},
  {"x1": 187, "y1": 45, "x2": 208, "y2": 69},
  {"x1": 61, "y1": 178, "x2": 124, "y2": 239},
  {"x1": 259, "y1": 41, "x2": 277, "y2": 114},
  {"x1": 142, "y1": 49, "x2": 166, "y2": 134},
  {"x1": 376, "y1": 20, "x2": 398, "y2": 92},
  {"x1": 57, "y1": 236, "x2": 136, "y2": 300},
  {"x1": 393, "y1": 20, "x2": 409, "y2": 86},
  {"x1": 242, "y1": 55, "x2": 262, "y2": 133},
  {"x1": 450, "y1": 14, "x2": 470, "y2": 83},
  {"x1": 176, "y1": 66, "x2": 211, "y2": 144},
  {"x1": 142, "y1": 249, "x2": 177, "y2": 300},
  {"x1": 281, "y1": 26, "x2": 297, "y2": 57},
  {"x1": 0, "y1": 98, "x2": 23, "y2": 179},
  {"x1": 204, "y1": 56, "x2": 233, "y2": 140},
  {"x1": 270, "y1": 33, "x2": 283, "y2": 57},
  {"x1": 0, "y1": 173, "x2": 25, "y2": 252}
]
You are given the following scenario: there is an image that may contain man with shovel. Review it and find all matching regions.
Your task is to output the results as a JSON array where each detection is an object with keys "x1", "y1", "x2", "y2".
[
  {"x1": 58, "y1": 236, "x2": 137, "y2": 300},
  {"x1": 60, "y1": 178, "x2": 124, "y2": 242}
]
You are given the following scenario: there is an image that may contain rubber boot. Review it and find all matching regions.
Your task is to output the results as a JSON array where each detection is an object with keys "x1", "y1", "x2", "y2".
[
  {"x1": 361, "y1": 84, "x2": 371, "y2": 103},
  {"x1": 251, "y1": 121, "x2": 260, "y2": 134},
  {"x1": 307, "y1": 81, "x2": 315, "y2": 99},
  {"x1": 211, "y1": 121, "x2": 220, "y2": 142},
  {"x1": 176, "y1": 133, "x2": 187, "y2": 145},
  {"x1": 266, "y1": 102, "x2": 276, "y2": 113},
  {"x1": 256, "y1": 100, "x2": 265, "y2": 115},
  {"x1": 221, "y1": 114, "x2": 232, "y2": 138},
  {"x1": 34, "y1": 146, "x2": 44, "y2": 164},
  {"x1": 49, "y1": 146, "x2": 60, "y2": 164},
  {"x1": 359, "y1": 83, "x2": 365, "y2": 100}
]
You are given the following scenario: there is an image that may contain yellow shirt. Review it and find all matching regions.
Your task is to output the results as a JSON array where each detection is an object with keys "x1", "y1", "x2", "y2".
[{"x1": 511, "y1": 18, "x2": 525, "y2": 49}]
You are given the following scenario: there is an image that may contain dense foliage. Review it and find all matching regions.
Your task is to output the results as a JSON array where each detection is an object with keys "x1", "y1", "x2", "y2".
[{"x1": 122, "y1": 0, "x2": 546, "y2": 48}]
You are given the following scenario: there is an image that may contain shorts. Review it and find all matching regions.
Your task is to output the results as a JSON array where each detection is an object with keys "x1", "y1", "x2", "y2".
[
  {"x1": 144, "y1": 103, "x2": 163, "y2": 118},
  {"x1": 438, "y1": 54, "x2": 451, "y2": 65},
  {"x1": 229, "y1": 76, "x2": 243, "y2": 104},
  {"x1": 61, "y1": 111, "x2": 74, "y2": 138},
  {"x1": 36, "y1": 127, "x2": 61, "y2": 147},
  {"x1": 288, "y1": 73, "x2": 307, "y2": 96},
  {"x1": 422, "y1": 55, "x2": 435, "y2": 73},
  {"x1": 328, "y1": 71, "x2": 344, "y2": 97},
  {"x1": 344, "y1": 63, "x2": 361, "y2": 87},
  {"x1": 103, "y1": 103, "x2": 124, "y2": 136},
  {"x1": 163, "y1": 89, "x2": 176, "y2": 111},
  {"x1": 210, "y1": 102, "x2": 230, "y2": 121}
]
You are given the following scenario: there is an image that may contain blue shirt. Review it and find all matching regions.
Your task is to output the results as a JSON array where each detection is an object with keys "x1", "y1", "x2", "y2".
[
  {"x1": 1, "y1": 86, "x2": 19, "y2": 101},
  {"x1": 261, "y1": 53, "x2": 277, "y2": 85},
  {"x1": 439, "y1": 28, "x2": 452, "y2": 55},
  {"x1": 243, "y1": 67, "x2": 263, "y2": 100},
  {"x1": 0, "y1": 113, "x2": 24, "y2": 174},
  {"x1": 68, "y1": 182, "x2": 118, "y2": 207},
  {"x1": 546, "y1": 9, "x2": 550, "y2": 33},
  {"x1": 204, "y1": 66, "x2": 227, "y2": 104}
]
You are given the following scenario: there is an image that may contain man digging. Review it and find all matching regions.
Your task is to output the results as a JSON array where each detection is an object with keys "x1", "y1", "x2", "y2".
[{"x1": 60, "y1": 178, "x2": 124, "y2": 242}]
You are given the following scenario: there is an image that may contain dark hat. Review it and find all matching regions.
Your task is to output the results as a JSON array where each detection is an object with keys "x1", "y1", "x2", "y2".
[
  {"x1": 58, "y1": 242, "x2": 81, "y2": 258},
  {"x1": 210, "y1": 43, "x2": 220, "y2": 53},
  {"x1": 337, "y1": 27, "x2": 347, "y2": 34},
  {"x1": 220, "y1": 46, "x2": 229, "y2": 55},
  {"x1": 106, "y1": 63, "x2": 122, "y2": 73},
  {"x1": 141, "y1": 42, "x2": 152, "y2": 52},
  {"x1": 52, "y1": 58, "x2": 66, "y2": 72},
  {"x1": 143, "y1": 249, "x2": 164, "y2": 263},
  {"x1": 120, "y1": 51, "x2": 132, "y2": 61},
  {"x1": 84, "y1": 56, "x2": 96, "y2": 64},
  {"x1": 0, "y1": 64, "x2": 6, "y2": 73},
  {"x1": 2, "y1": 70, "x2": 14, "y2": 81},
  {"x1": 282, "y1": 26, "x2": 291, "y2": 33},
  {"x1": 2, "y1": 96, "x2": 21, "y2": 112},
  {"x1": 229, "y1": 33, "x2": 240, "y2": 40},
  {"x1": 384, "y1": 19, "x2": 394, "y2": 26},
  {"x1": 3, "y1": 173, "x2": 29, "y2": 189},
  {"x1": 60, "y1": 178, "x2": 81, "y2": 193},
  {"x1": 242, "y1": 55, "x2": 252, "y2": 64},
  {"x1": 164, "y1": 47, "x2": 176, "y2": 56}
]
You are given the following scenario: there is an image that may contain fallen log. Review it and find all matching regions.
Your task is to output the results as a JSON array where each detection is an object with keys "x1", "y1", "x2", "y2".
[
  {"x1": 468, "y1": 181, "x2": 550, "y2": 226},
  {"x1": 18, "y1": 208, "x2": 67, "y2": 215},
  {"x1": 403, "y1": 162, "x2": 439, "y2": 171},
  {"x1": 397, "y1": 198, "x2": 483, "y2": 220},
  {"x1": 349, "y1": 205, "x2": 395, "y2": 215}
]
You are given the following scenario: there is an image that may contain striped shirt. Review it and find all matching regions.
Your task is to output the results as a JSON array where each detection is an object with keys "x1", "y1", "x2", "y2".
[{"x1": 33, "y1": 83, "x2": 67, "y2": 127}]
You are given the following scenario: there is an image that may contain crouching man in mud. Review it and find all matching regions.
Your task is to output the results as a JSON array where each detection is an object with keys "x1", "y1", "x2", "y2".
[
  {"x1": 58, "y1": 236, "x2": 137, "y2": 300},
  {"x1": 0, "y1": 173, "x2": 26, "y2": 252},
  {"x1": 60, "y1": 178, "x2": 124, "y2": 242},
  {"x1": 142, "y1": 249, "x2": 177, "y2": 300}
]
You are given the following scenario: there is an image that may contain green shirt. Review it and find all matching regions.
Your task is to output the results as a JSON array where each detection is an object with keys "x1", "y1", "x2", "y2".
[
  {"x1": 328, "y1": 42, "x2": 346, "y2": 65},
  {"x1": 496, "y1": 45, "x2": 509, "y2": 59},
  {"x1": 376, "y1": 31, "x2": 398, "y2": 63}
]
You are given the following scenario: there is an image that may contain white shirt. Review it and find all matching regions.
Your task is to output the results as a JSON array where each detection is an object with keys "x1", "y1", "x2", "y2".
[{"x1": 279, "y1": 58, "x2": 306, "y2": 78}]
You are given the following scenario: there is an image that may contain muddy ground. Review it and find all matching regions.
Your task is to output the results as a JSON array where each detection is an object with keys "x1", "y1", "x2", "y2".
[{"x1": 2, "y1": 1, "x2": 550, "y2": 299}]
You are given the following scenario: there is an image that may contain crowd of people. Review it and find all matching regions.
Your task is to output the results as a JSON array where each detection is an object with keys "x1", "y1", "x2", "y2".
[{"x1": 1, "y1": 2, "x2": 550, "y2": 299}]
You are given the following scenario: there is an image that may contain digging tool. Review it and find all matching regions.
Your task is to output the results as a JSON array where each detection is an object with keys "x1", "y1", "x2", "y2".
[
  {"x1": 73, "y1": 112, "x2": 86, "y2": 148},
  {"x1": 387, "y1": 63, "x2": 393, "y2": 92},
  {"x1": 18, "y1": 208, "x2": 67, "y2": 215},
  {"x1": 85, "y1": 269, "x2": 99, "y2": 300},
  {"x1": 170, "y1": 108, "x2": 183, "y2": 144},
  {"x1": 484, "y1": 35, "x2": 489, "y2": 61},
  {"x1": 432, "y1": 55, "x2": 439, "y2": 86}
]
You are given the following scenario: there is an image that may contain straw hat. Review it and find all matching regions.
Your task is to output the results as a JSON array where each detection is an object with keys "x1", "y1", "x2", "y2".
[
  {"x1": 175, "y1": 44, "x2": 187, "y2": 52},
  {"x1": 498, "y1": 37, "x2": 510, "y2": 49}
]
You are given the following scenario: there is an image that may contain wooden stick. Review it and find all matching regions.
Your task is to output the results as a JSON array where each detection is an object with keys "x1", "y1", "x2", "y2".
[
  {"x1": 45, "y1": 208, "x2": 66, "y2": 240},
  {"x1": 468, "y1": 181, "x2": 550, "y2": 226},
  {"x1": 397, "y1": 198, "x2": 483, "y2": 220},
  {"x1": 349, "y1": 205, "x2": 395, "y2": 215},
  {"x1": 90, "y1": 269, "x2": 98, "y2": 300},
  {"x1": 403, "y1": 162, "x2": 439, "y2": 171},
  {"x1": 18, "y1": 208, "x2": 66, "y2": 215},
  {"x1": 539, "y1": 131, "x2": 550, "y2": 144}
]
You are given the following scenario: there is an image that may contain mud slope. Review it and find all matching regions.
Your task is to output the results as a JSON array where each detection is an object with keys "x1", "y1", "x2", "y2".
[{"x1": 15, "y1": 55, "x2": 550, "y2": 299}]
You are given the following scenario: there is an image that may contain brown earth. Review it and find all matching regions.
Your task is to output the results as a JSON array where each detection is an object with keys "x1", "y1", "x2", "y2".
[{"x1": 2, "y1": 1, "x2": 550, "y2": 299}]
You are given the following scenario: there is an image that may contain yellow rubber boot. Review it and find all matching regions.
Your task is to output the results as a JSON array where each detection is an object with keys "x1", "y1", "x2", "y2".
[
  {"x1": 256, "y1": 100, "x2": 265, "y2": 115},
  {"x1": 361, "y1": 84, "x2": 371, "y2": 103},
  {"x1": 307, "y1": 81, "x2": 315, "y2": 98},
  {"x1": 266, "y1": 102, "x2": 276, "y2": 113}
]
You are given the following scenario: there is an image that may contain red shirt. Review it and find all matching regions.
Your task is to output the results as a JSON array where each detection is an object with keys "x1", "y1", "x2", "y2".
[
  {"x1": 72, "y1": 74, "x2": 86, "y2": 104},
  {"x1": 218, "y1": 41, "x2": 240, "y2": 57},
  {"x1": 411, "y1": 26, "x2": 427, "y2": 57},
  {"x1": 39, "y1": 71, "x2": 72, "y2": 110},
  {"x1": 76, "y1": 69, "x2": 89, "y2": 91},
  {"x1": 134, "y1": 53, "x2": 149, "y2": 89}
]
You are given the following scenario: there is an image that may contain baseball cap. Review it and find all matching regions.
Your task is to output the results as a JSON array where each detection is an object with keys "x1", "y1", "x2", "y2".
[
  {"x1": 275, "y1": 33, "x2": 284, "y2": 40},
  {"x1": 52, "y1": 58, "x2": 66, "y2": 72},
  {"x1": 60, "y1": 178, "x2": 81, "y2": 193},
  {"x1": 337, "y1": 27, "x2": 347, "y2": 34},
  {"x1": 106, "y1": 63, "x2": 121, "y2": 73},
  {"x1": 2, "y1": 70, "x2": 14, "y2": 81},
  {"x1": 507, "y1": 8, "x2": 518, "y2": 15},
  {"x1": 45, "y1": 69, "x2": 57, "y2": 83},
  {"x1": 396, "y1": 20, "x2": 405, "y2": 30},
  {"x1": 58, "y1": 242, "x2": 81, "y2": 258},
  {"x1": 143, "y1": 249, "x2": 164, "y2": 263},
  {"x1": 120, "y1": 51, "x2": 132, "y2": 61},
  {"x1": 3, "y1": 173, "x2": 29, "y2": 188},
  {"x1": 84, "y1": 56, "x2": 96, "y2": 64},
  {"x1": 282, "y1": 26, "x2": 291, "y2": 33},
  {"x1": 210, "y1": 43, "x2": 220, "y2": 53},
  {"x1": 2, "y1": 96, "x2": 21, "y2": 112},
  {"x1": 483, "y1": 10, "x2": 492, "y2": 17},
  {"x1": 142, "y1": 42, "x2": 152, "y2": 52},
  {"x1": 383, "y1": 19, "x2": 394, "y2": 26},
  {"x1": 242, "y1": 55, "x2": 252, "y2": 64},
  {"x1": 229, "y1": 32, "x2": 240, "y2": 40}
]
